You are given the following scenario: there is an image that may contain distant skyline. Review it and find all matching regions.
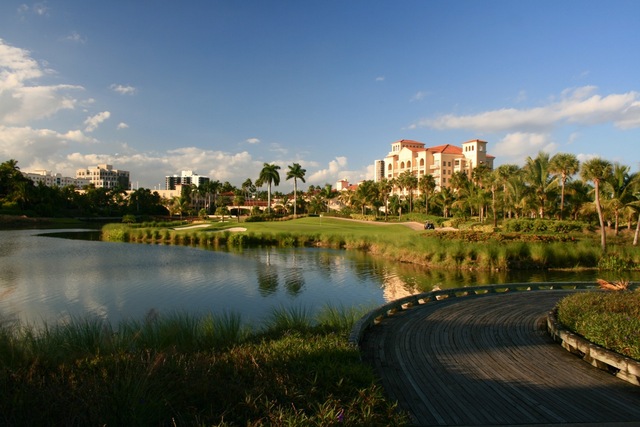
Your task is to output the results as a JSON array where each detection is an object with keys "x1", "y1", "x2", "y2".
[{"x1": 1, "y1": 1, "x2": 639, "y2": 191}]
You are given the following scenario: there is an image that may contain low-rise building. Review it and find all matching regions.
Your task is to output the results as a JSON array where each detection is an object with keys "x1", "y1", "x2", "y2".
[
  {"x1": 373, "y1": 139, "x2": 495, "y2": 191},
  {"x1": 23, "y1": 170, "x2": 91, "y2": 189},
  {"x1": 76, "y1": 164, "x2": 131, "y2": 189}
]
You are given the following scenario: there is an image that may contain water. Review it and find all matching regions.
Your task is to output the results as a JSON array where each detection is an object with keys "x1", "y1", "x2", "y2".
[{"x1": 0, "y1": 229, "x2": 635, "y2": 327}]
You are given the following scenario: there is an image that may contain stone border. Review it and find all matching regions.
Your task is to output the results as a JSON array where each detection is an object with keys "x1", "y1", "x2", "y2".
[{"x1": 547, "y1": 309, "x2": 640, "y2": 386}]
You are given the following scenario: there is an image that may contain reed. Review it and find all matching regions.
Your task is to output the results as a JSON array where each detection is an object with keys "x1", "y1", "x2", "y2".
[{"x1": 0, "y1": 307, "x2": 406, "y2": 425}]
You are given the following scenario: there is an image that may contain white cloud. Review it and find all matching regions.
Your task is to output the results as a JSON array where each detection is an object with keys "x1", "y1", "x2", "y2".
[
  {"x1": 110, "y1": 84, "x2": 136, "y2": 95},
  {"x1": 63, "y1": 31, "x2": 87, "y2": 44},
  {"x1": 0, "y1": 39, "x2": 83, "y2": 124},
  {"x1": 493, "y1": 132, "x2": 558, "y2": 165},
  {"x1": 412, "y1": 86, "x2": 640, "y2": 133},
  {"x1": 375, "y1": 76, "x2": 385, "y2": 82},
  {"x1": 117, "y1": 122, "x2": 129, "y2": 130},
  {"x1": 246, "y1": 137, "x2": 260, "y2": 144},
  {"x1": 411, "y1": 91, "x2": 427, "y2": 102},
  {"x1": 84, "y1": 111, "x2": 110, "y2": 132},
  {"x1": 308, "y1": 156, "x2": 349, "y2": 183},
  {"x1": 0, "y1": 125, "x2": 95, "y2": 170}
]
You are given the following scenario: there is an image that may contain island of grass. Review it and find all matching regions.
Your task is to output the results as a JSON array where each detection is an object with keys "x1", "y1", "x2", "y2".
[{"x1": 103, "y1": 216, "x2": 640, "y2": 271}]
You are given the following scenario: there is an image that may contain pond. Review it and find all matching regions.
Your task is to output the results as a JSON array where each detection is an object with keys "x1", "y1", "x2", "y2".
[{"x1": 0, "y1": 229, "x2": 636, "y2": 328}]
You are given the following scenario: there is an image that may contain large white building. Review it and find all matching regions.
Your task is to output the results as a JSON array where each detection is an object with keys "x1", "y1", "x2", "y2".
[
  {"x1": 75, "y1": 164, "x2": 131, "y2": 189},
  {"x1": 165, "y1": 170, "x2": 210, "y2": 190},
  {"x1": 23, "y1": 170, "x2": 91, "y2": 189},
  {"x1": 373, "y1": 139, "x2": 495, "y2": 191}
]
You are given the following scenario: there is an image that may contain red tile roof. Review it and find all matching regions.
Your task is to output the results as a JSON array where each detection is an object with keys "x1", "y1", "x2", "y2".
[{"x1": 426, "y1": 144, "x2": 463, "y2": 154}]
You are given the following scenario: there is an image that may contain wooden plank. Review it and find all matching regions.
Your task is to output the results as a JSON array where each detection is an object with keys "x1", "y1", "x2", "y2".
[{"x1": 361, "y1": 290, "x2": 640, "y2": 426}]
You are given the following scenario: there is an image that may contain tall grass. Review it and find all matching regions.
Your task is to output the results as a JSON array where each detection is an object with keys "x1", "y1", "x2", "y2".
[{"x1": 0, "y1": 305, "x2": 406, "y2": 425}]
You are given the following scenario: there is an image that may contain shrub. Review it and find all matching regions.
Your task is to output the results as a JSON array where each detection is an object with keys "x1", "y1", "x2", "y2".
[{"x1": 556, "y1": 290, "x2": 640, "y2": 360}]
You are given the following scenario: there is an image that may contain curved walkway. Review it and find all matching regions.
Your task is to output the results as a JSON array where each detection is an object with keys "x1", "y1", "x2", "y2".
[{"x1": 360, "y1": 290, "x2": 640, "y2": 426}]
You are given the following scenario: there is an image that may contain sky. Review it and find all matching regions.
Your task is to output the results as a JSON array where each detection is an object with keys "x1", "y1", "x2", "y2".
[{"x1": 1, "y1": 1, "x2": 639, "y2": 191}]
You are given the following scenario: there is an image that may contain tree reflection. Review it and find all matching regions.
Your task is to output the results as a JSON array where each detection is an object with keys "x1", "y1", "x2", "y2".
[{"x1": 256, "y1": 248, "x2": 278, "y2": 296}]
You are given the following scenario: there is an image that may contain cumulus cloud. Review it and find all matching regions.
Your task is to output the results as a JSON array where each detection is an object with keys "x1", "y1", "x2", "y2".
[
  {"x1": 110, "y1": 84, "x2": 136, "y2": 95},
  {"x1": 0, "y1": 125, "x2": 95, "y2": 170},
  {"x1": 411, "y1": 86, "x2": 640, "y2": 133},
  {"x1": 246, "y1": 137, "x2": 260, "y2": 144},
  {"x1": 84, "y1": 111, "x2": 110, "y2": 132},
  {"x1": 0, "y1": 39, "x2": 83, "y2": 124},
  {"x1": 117, "y1": 122, "x2": 129, "y2": 130},
  {"x1": 493, "y1": 132, "x2": 558, "y2": 164},
  {"x1": 308, "y1": 156, "x2": 348, "y2": 183}
]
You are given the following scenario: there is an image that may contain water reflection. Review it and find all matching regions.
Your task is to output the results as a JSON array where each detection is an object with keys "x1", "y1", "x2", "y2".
[{"x1": 1, "y1": 229, "x2": 638, "y2": 328}]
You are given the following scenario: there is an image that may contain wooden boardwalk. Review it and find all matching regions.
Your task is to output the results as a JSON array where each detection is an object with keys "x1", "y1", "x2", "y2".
[{"x1": 360, "y1": 290, "x2": 640, "y2": 426}]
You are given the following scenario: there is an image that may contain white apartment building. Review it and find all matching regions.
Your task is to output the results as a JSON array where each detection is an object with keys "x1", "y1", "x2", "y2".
[
  {"x1": 23, "y1": 170, "x2": 91, "y2": 189},
  {"x1": 373, "y1": 139, "x2": 494, "y2": 192},
  {"x1": 165, "y1": 170, "x2": 210, "y2": 190},
  {"x1": 75, "y1": 164, "x2": 131, "y2": 189}
]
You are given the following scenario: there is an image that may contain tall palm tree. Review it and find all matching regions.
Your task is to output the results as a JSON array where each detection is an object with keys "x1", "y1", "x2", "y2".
[
  {"x1": 549, "y1": 153, "x2": 580, "y2": 220},
  {"x1": 523, "y1": 151, "x2": 556, "y2": 218},
  {"x1": 495, "y1": 164, "x2": 521, "y2": 219},
  {"x1": 603, "y1": 162, "x2": 638, "y2": 235},
  {"x1": 378, "y1": 178, "x2": 393, "y2": 221},
  {"x1": 398, "y1": 170, "x2": 418, "y2": 213},
  {"x1": 418, "y1": 174, "x2": 436, "y2": 215},
  {"x1": 257, "y1": 163, "x2": 281, "y2": 214},
  {"x1": 581, "y1": 157, "x2": 612, "y2": 252},
  {"x1": 286, "y1": 163, "x2": 306, "y2": 218}
]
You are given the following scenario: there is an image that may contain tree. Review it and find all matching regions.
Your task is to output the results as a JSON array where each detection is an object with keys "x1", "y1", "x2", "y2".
[
  {"x1": 603, "y1": 162, "x2": 639, "y2": 235},
  {"x1": 495, "y1": 164, "x2": 521, "y2": 219},
  {"x1": 549, "y1": 153, "x2": 580, "y2": 220},
  {"x1": 523, "y1": 151, "x2": 556, "y2": 218},
  {"x1": 257, "y1": 163, "x2": 281, "y2": 214},
  {"x1": 581, "y1": 158, "x2": 613, "y2": 252},
  {"x1": 418, "y1": 174, "x2": 436, "y2": 216},
  {"x1": 378, "y1": 179, "x2": 394, "y2": 221},
  {"x1": 286, "y1": 163, "x2": 306, "y2": 218},
  {"x1": 398, "y1": 170, "x2": 418, "y2": 213}
]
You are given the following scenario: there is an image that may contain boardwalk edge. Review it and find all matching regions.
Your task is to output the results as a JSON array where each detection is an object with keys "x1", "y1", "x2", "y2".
[{"x1": 546, "y1": 309, "x2": 640, "y2": 387}]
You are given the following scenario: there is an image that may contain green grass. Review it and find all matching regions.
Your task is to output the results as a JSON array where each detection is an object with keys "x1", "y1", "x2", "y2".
[
  {"x1": 556, "y1": 289, "x2": 640, "y2": 360},
  {"x1": 0, "y1": 306, "x2": 407, "y2": 426},
  {"x1": 103, "y1": 216, "x2": 640, "y2": 271}
]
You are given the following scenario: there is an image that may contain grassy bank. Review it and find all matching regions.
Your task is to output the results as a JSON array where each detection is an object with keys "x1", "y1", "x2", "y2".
[
  {"x1": 556, "y1": 289, "x2": 640, "y2": 361},
  {"x1": 103, "y1": 217, "x2": 640, "y2": 271},
  {"x1": 0, "y1": 306, "x2": 407, "y2": 426}
]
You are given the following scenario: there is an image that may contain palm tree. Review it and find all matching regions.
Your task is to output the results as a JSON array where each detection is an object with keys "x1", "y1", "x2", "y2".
[
  {"x1": 603, "y1": 162, "x2": 639, "y2": 235},
  {"x1": 581, "y1": 157, "x2": 612, "y2": 252},
  {"x1": 418, "y1": 174, "x2": 436, "y2": 215},
  {"x1": 398, "y1": 170, "x2": 418, "y2": 213},
  {"x1": 286, "y1": 163, "x2": 306, "y2": 218},
  {"x1": 257, "y1": 163, "x2": 281, "y2": 214},
  {"x1": 549, "y1": 153, "x2": 580, "y2": 220},
  {"x1": 495, "y1": 164, "x2": 521, "y2": 219},
  {"x1": 378, "y1": 179, "x2": 393, "y2": 221},
  {"x1": 523, "y1": 151, "x2": 556, "y2": 218}
]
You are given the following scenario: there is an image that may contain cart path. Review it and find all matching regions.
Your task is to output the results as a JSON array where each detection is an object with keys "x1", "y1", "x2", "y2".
[{"x1": 360, "y1": 291, "x2": 640, "y2": 426}]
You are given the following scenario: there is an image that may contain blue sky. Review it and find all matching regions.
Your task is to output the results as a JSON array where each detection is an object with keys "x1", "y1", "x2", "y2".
[{"x1": 1, "y1": 1, "x2": 639, "y2": 191}]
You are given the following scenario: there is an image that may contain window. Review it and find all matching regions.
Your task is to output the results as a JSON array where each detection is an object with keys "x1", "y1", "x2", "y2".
[{"x1": 407, "y1": 161, "x2": 411, "y2": 168}]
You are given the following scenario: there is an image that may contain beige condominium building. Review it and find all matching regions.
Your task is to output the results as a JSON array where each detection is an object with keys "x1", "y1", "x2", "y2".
[
  {"x1": 373, "y1": 139, "x2": 494, "y2": 192},
  {"x1": 75, "y1": 164, "x2": 131, "y2": 189}
]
